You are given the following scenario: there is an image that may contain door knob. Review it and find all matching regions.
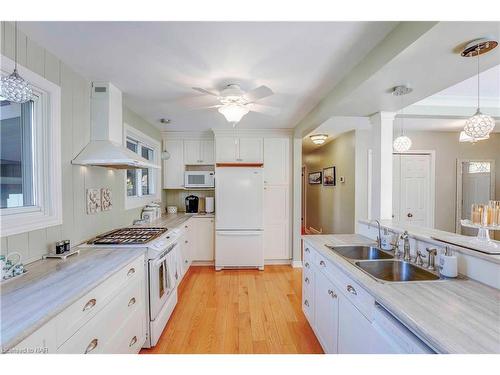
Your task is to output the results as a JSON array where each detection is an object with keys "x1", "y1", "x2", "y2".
[{"x1": 407, "y1": 213, "x2": 413, "y2": 218}]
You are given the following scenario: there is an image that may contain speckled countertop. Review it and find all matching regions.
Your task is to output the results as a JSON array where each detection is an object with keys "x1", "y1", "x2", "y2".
[
  {"x1": 133, "y1": 212, "x2": 215, "y2": 230},
  {"x1": 0, "y1": 248, "x2": 145, "y2": 352},
  {"x1": 302, "y1": 234, "x2": 500, "y2": 354}
]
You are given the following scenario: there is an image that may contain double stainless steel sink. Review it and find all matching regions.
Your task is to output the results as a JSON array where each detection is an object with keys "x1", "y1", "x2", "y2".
[{"x1": 324, "y1": 245, "x2": 441, "y2": 282}]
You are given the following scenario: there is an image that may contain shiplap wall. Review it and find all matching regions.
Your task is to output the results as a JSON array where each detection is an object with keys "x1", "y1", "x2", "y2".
[{"x1": 0, "y1": 22, "x2": 162, "y2": 263}]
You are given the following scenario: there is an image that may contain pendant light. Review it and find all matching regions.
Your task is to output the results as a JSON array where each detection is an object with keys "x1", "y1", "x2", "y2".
[
  {"x1": 392, "y1": 85, "x2": 413, "y2": 152},
  {"x1": 0, "y1": 22, "x2": 34, "y2": 103},
  {"x1": 462, "y1": 38, "x2": 497, "y2": 141}
]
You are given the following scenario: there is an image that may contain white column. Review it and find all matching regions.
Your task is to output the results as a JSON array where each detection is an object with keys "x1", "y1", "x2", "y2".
[{"x1": 369, "y1": 111, "x2": 395, "y2": 221}]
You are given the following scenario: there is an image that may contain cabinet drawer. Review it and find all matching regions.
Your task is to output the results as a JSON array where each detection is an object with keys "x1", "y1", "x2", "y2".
[
  {"x1": 57, "y1": 268, "x2": 144, "y2": 353},
  {"x1": 303, "y1": 243, "x2": 315, "y2": 266},
  {"x1": 335, "y1": 269, "x2": 374, "y2": 321},
  {"x1": 302, "y1": 266, "x2": 314, "y2": 293},
  {"x1": 56, "y1": 255, "x2": 144, "y2": 347},
  {"x1": 302, "y1": 283, "x2": 314, "y2": 325},
  {"x1": 104, "y1": 304, "x2": 145, "y2": 354}
]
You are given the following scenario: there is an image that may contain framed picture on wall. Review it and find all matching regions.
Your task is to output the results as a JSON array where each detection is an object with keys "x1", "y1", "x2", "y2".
[
  {"x1": 323, "y1": 166, "x2": 336, "y2": 186},
  {"x1": 308, "y1": 171, "x2": 322, "y2": 184}
]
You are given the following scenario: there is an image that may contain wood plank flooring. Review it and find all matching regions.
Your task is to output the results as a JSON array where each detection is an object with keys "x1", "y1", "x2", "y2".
[{"x1": 140, "y1": 265, "x2": 323, "y2": 354}]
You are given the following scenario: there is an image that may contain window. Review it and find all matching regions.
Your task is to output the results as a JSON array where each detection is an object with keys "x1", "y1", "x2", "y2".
[
  {"x1": 124, "y1": 125, "x2": 160, "y2": 209},
  {"x1": 0, "y1": 100, "x2": 34, "y2": 208},
  {"x1": 0, "y1": 55, "x2": 62, "y2": 237},
  {"x1": 466, "y1": 161, "x2": 491, "y2": 174}
]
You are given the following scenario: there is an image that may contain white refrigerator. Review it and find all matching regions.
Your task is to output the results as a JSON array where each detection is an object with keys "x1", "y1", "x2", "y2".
[{"x1": 215, "y1": 166, "x2": 264, "y2": 270}]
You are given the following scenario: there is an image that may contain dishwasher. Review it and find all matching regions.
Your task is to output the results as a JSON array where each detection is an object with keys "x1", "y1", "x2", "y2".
[{"x1": 372, "y1": 303, "x2": 436, "y2": 354}]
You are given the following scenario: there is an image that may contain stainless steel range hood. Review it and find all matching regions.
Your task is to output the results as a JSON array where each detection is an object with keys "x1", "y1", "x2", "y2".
[{"x1": 72, "y1": 82, "x2": 158, "y2": 169}]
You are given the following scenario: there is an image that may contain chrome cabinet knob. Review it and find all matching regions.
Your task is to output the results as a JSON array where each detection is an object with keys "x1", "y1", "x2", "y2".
[
  {"x1": 328, "y1": 289, "x2": 337, "y2": 298},
  {"x1": 85, "y1": 338, "x2": 98, "y2": 354},
  {"x1": 304, "y1": 262, "x2": 310, "y2": 268},
  {"x1": 304, "y1": 299, "x2": 309, "y2": 307},
  {"x1": 346, "y1": 284, "x2": 357, "y2": 295},
  {"x1": 305, "y1": 277, "x2": 309, "y2": 284},
  {"x1": 319, "y1": 260, "x2": 326, "y2": 267},
  {"x1": 127, "y1": 268, "x2": 135, "y2": 277},
  {"x1": 305, "y1": 248, "x2": 310, "y2": 253},
  {"x1": 128, "y1": 297, "x2": 136, "y2": 307},
  {"x1": 407, "y1": 213, "x2": 413, "y2": 218},
  {"x1": 82, "y1": 298, "x2": 96, "y2": 311},
  {"x1": 129, "y1": 336, "x2": 138, "y2": 347}
]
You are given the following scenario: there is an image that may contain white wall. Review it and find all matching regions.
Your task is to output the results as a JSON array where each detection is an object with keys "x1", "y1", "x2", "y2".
[{"x1": 0, "y1": 22, "x2": 162, "y2": 263}]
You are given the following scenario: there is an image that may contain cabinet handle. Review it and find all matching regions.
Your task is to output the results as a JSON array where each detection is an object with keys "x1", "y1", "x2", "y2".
[
  {"x1": 129, "y1": 336, "x2": 138, "y2": 347},
  {"x1": 304, "y1": 299, "x2": 309, "y2": 307},
  {"x1": 128, "y1": 297, "x2": 136, "y2": 307},
  {"x1": 185, "y1": 260, "x2": 188, "y2": 264},
  {"x1": 304, "y1": 262, "x2": 310, "y2": 269},
  {"x1": 305, "y1": 277, "x2": 309, "y2": 284},
  {"x1": 82, "y1": 298, "x2": 96, "y2": 311},
  {"x1": 127, "y1": 268, "x2": 135, "y2": 277},
  {"x1": 346, "y1": 285, "x2": 357, "y2": 295},
  {"x1": 84, "y1": 338, "x2": 98, "y2": 354},
  {"x1": 319, "y1": 260, "x2": 326, "y2": 267},
  {"x1": 328, "y1": 289, "x2": 337, "y2": 299},
  {"x1": 185, "y1": 240, "x2": 188, "y2": 244},
  {"x1": 305, "y1": 248, "x2": 310, "y2": 253}
]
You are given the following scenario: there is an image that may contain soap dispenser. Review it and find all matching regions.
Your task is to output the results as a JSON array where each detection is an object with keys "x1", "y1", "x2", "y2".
[{"x1": 439, "y1": 246, "x2": 458, "y2": 278}]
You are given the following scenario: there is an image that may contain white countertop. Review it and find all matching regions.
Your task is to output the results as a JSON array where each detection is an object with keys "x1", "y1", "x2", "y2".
[
  {"x1": 134, "y1": 212, "x2": 214, "y2": 230},
  {"x1": 302, "y1": 234, "x2": 500, "y2": 354},
  {"x1": 0, "y1": 248, "x2": 145, "y2": 352}
]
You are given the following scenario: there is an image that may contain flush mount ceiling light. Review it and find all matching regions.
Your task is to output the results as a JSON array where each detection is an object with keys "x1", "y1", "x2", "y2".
[
  {"x1": 0, "y1": 22, "x2": 34, "y2": 103},
  {"x1": 461, "y1": 38, "x2": 497, "y2": 141},
  {"x1": 310, "y1": 134, "x2": 328, "y2": 145},
  {"x1": 392, "y1": 85, "x2": 413, "y2": 152},
  {"x1": 459, "y1": 130, "x2": 489, "y2": 143}
]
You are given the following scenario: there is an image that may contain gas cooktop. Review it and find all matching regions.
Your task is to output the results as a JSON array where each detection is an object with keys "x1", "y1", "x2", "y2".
[{"x1": 88, "y1": 227, "x2": 168, "y2": 245}]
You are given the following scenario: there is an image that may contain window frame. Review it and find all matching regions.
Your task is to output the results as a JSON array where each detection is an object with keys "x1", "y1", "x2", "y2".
[
  {"x1": 123, "y1": 124, "x2": 161, "y2": 210},
  {"x1": 0, "y1": 55, "x2": 62, "y2": 236}
]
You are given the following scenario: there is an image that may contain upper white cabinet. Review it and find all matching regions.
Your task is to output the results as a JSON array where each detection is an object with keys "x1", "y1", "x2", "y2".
[
  {"x1": 184, "y1": 139, "x2": 215, "y2": 165},
  {"x1": 215, "y1": 137, "x2": 263, "y2": 163},
  {"x1": 263, "y1": 138, "x2": 289, "y2": 185},
  {"x1": 163, "y1": 139, "x2": 184, "y2": 189}
]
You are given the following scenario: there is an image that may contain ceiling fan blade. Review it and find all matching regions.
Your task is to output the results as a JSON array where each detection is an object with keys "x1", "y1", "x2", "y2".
[
  {"x1": 192, "y1": 87, "x2": 219, "y2": 96},
  {"x1": 247, "y1": 103, "x2": 280, "y2": 116},
  {"x1": 243, "y1": 85, "x2": 273, "y2": 102}
]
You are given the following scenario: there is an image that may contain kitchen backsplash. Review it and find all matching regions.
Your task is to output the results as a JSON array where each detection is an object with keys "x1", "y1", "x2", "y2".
[{"x1": 165, "y1": 189, "x2": 215, "y2": 212}]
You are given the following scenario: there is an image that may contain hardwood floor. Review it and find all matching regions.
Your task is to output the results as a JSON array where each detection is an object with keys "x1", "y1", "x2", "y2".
[{"x1": 140, "y1": 265, "x2": 323, "y2": 354}]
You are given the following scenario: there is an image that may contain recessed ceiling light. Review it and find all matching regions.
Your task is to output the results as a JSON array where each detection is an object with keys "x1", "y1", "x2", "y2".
[{"x1": 310, "y1": 134, "x2": 328, "y2": 145}]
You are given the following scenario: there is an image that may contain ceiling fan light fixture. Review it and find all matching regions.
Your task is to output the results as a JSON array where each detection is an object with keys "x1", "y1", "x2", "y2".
[
  {"x1": 218, "y1": 103, "x2": 249, "y2": 123},
  {"x1": 310, "y1": 134, "x2": 328, "y2": 145}
]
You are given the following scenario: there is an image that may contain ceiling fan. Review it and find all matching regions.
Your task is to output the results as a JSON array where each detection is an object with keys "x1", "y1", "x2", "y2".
[{"x1": 192, "y1": 84, "x2": 279, "y2": 125}]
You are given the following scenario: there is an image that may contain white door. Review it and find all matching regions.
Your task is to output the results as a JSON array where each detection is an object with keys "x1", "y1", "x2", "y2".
[
  {"x1": 215, "y1": 137, "x2": 237, "y2": 162},
  {"x1": 393, "y1": 154, "x2": 433, "y2": 227},
  {"x1": 263, "y1": 138, "x2": 289, "y2": 185},
  {"x1": 313, "y1": 268, "x2": 339, "y2": 354},
  {"x1": 201, "y1": 140, "x2": 215, "y2": 164},
  {"x1": 183, "y1": 140, "x2": 201, "y2": 165},
  {"x1": 238, "y1": 137, "x2": 263, "y2": 163},
  {"x1": 263, "y1": 185, "x2": 289, "y2": 260},
  {"x1": 192, "y1": 217, "x2": 215, "y2": 261},
  {"x1": 163, "y1": 140, "x2": 184, "y2": 188},
  {"x1": 215, "y1": 167, "x2": 263, "y2": 230},
  {"x1": 338, "y1": 295, "x2": 373, "y2": 353}
]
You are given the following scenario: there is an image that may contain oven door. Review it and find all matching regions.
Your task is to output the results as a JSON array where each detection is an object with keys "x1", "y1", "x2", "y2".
[{"x1": 148, "y1": 245, "x2": 177, "y2": 320}]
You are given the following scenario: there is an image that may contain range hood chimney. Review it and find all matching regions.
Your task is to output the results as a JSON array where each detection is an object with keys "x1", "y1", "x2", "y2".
[{"x1": 72, "y1": 82, "x2": 158, "y2": 169}]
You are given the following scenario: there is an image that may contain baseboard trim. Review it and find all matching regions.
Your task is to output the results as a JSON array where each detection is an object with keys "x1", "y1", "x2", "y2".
[
  {"x1": 264, "y1": 259, "x2": 292, "y2": 265},
  {"x1": 291, "y1": 260, "x2": 303, "y2": 268},
  {"x1": 191, "y1": 261, "x2": 215, "y2": 266}
]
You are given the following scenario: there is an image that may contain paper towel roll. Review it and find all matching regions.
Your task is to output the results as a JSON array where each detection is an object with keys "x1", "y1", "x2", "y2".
[{"x1": 205, "y1": 197, "x2": 214, "y2": 213}]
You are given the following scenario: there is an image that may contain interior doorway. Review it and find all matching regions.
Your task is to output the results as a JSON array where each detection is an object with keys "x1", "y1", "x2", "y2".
[
  {"x1": 393, "y1": 151, "x2": 435, "y2": 228},
  {"x1": 301, "y1": 165, "x2": 307, "y2": 234}
]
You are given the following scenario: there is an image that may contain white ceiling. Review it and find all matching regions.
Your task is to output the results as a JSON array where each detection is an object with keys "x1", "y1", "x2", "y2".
[{"x1": 18, "y1": 21, "x2": 397, "y2": 131}]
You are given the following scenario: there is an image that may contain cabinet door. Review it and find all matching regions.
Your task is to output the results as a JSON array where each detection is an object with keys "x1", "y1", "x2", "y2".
[
  {"x1": 313, "y1": 268, "x2": 339, "y2": 354},
  {"x1": 216, "y1": 137, "x2": 238, "y2": 162},
  {"x1": 192, "y1": 217, "x2": 215, "y2": 261},
  {"x1": 163, "y1": 140, "x2": 184, "y2": 188},
  {"x1": 238, "y1": 137, "x2": 263, "y2": 162},
  {"x1": 263, "y1": 185, "x2": 289, "y2": 260},
  {"x1": 263, "y1": 138, "x2": 289, "y2": 185},
  {"x1": 338, "y1": 295, "x2": 374, "y2": 354},
  {"x1": 183, "y1": 140, "x2": 201, "y2": 165},
  {"x1": 201, "y1": 140, "x2": 215, "y2": 164}
]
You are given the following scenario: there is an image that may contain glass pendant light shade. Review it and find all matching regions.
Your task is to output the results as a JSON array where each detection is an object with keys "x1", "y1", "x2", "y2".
[
  {"x1": 218, "y1": 103, "x2": 249, "y2": 123},
  {"x1": 393, "y1": 135, "x2": 412, "y2": 152},
  {"x1": 463, "y1": 109, "x2": 495, "y2": 139},
  {"x1": 0, "y1": 70, "x2": 34, "y2": 103}
]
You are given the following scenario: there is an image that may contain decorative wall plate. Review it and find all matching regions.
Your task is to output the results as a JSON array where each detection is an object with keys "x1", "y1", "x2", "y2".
[
  {"x1": 101, "y1": 188, "x2": 112, "y2": 211},
  {"x1": 86, "y1": 188, "x2": 101, "y2": 214}
]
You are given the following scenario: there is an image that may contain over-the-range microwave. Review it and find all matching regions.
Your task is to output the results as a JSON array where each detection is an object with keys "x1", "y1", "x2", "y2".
[{"x1": 184, "y1": 171, "x2": 215, "y2": 188}]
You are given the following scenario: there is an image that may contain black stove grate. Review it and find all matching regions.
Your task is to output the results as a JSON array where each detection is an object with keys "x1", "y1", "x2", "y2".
[{"x1": 89, "y1": 227, "x2": 168, "y2": 245}]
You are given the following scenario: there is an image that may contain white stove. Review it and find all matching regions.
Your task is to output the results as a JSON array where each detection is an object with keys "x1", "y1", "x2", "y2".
[{"x1": 86, "y1": 225, "x2": 181, "y2": 347}]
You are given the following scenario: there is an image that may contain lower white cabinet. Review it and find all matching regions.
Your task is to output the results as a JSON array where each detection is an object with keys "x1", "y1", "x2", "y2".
[
  {"x1": 9, "y1": 254, "x2": 146, "y2": 354},
  {"x1": 190, "y1": 217, "x2": 215, "y2": 262},
  {"x1": 338, "y1": 294, "x2": 373, "y2": 354},
  {"x1": 312, "y1": 266, "x2": 339, "y2": 354},
  {"x1": 263, "y1": 185, "x2": 290, "y2": 260}
]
